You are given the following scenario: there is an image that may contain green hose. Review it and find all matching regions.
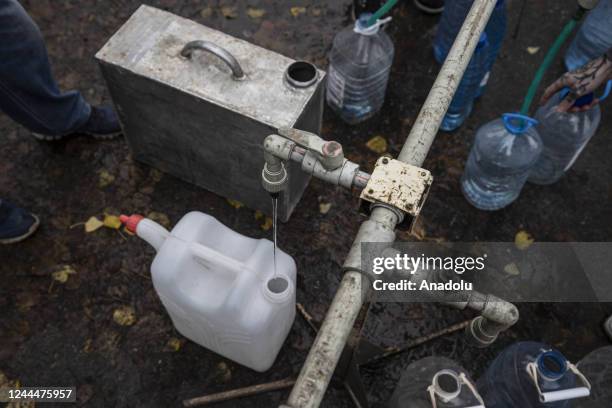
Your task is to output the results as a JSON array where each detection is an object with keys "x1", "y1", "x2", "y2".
[
  {"x1": 367, "y1": 0, "x2": 400, "y2": 26},
  {"x1": 519, "y1": 9, "x2": 585, "y2": 115}
]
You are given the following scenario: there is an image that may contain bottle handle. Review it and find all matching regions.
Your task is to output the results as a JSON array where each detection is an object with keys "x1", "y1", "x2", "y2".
[
  {"x1": 427, "y1": 372, "x2": 485, "y2": 408},
  {"x1": 189, "y1": 241, "x2": 249, "y2": 274},
  {"x1": 559, "y1": 79, "x2": 612, "y2": 103},
  {"x1": 526, "y1": 361, "x2": 591, "y2": 403},
  {"x1": 502, "y1": 113, "x2": 538, "y2": 134}
]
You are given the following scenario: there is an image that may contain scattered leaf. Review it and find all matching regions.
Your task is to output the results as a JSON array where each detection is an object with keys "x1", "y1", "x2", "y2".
[
  {"x1": 113, "y1": 306, "x2": 136, "y2": 326},
  {"x1": 290, "y1": 6, "x2": 306, "y2": 17},
  {"x1": 311, "y1": 7, "x2": 322, "y2": 16},
  {"x1": 52, "y1": 265, "x2": 77, "y2": 283},
  {"x1": 200, "y1": 6, "x2": 213, "y2": 18},
  {"x1": 98, "y1": 169, "x2": 115, "y2": 188},
  {"x1": 254, "y1": 210, "x2": 265, "y2": 220},
  {"x1": 220, "y1": 5, "x2": 238, "y2": 19},
  {"x1": 165, "y1": 337, "x2": 185, "y2": 352},
  {"x1": 515, "y1": 230, "x2": 534, "y2": 250},
  {"x1": 214, "y1": 362, "x2": 232, "y2": 383},
  {"x1": 503, "y1": 262, "x2": 521, "y2": 276},
  {"x1": 227, "y1": 199, "x2": 244, "y2": 209},
  {"x1": 247, "y1": 7, "x2": 266, "y2": 19},
  {"x1": 319, "y1": 202, "x2": 332, "y2": 214},
  {"x1": 366, "y1": 135, "x2": 388, "y2": 154},
  {"x1": 83, "y1": 338, "x2": 93, "y2": 353},
  {"x1": 261, "y1": 217, "x2": 273, "y2": 231},
  {"x1": 147, "y1": 211, "x2": 171, "y2": 228},
  {"x1": 527, "y1": 46, "x2": 540, "y2": 55},
  {"x1": 103, "y1": 214, "x2": 122, "y2": 230},
  {"x1": 85, "y1": 216, "x2": 104, "y2": 233},
  {"x1": 149, "y1": 168, "x2": 164, "y2": 183}
]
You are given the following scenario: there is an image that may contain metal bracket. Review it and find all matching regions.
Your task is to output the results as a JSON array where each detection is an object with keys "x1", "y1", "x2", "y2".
[
  {"x1": 278, "y1": 127, "x2": 344, "y2": 170},
  {"x1": 359, "y1": 157, "x2": 433, "y2": 230}
]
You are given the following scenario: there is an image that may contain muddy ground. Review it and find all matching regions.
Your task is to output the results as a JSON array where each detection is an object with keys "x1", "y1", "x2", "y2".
[{"x1": 1, "y1": 0, "x2": 611, "y2": 407}]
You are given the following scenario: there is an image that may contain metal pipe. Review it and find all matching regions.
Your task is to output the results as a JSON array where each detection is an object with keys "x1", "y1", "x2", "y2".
[
  {"x1": 285, "y1": 2, "x2": 498, "y2": 407},
  {"x1": 263, "y1": 134, "x2": 370, "y2": 190}
]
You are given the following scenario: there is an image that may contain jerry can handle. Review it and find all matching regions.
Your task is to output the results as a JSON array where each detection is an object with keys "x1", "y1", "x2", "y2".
[
  {"x1": 526, "y1": 356, "x2": 591, "y2": 403},
  {"x1": 189, "y1": 241, "x2": 250, "y2": 274},
  {"x1": 502, "y1": 113, "x2": 538, "y2": 134},
  {"x1": 180, "y1": 40, "x2": 245, "y2": 80}
]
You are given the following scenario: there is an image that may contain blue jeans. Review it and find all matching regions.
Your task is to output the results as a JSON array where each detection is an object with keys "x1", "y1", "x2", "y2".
[{"x1": 0, "y1": 0, "x2": 90, "y2": 135}]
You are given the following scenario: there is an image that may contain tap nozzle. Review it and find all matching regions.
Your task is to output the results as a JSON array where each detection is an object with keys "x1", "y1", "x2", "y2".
[{"x1": 262, "y1": 152, "x2": 288, "y2": 194}]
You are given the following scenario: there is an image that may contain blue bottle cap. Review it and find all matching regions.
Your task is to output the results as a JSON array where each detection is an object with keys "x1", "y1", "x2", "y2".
[{"x1": 536, "y1": 350, "x2": 568, "y2": 381}]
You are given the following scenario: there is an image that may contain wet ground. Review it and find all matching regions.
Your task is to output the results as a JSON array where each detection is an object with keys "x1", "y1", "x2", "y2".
[{"x1": 1, "y1": 0, "x2": 612, "y2": 407}]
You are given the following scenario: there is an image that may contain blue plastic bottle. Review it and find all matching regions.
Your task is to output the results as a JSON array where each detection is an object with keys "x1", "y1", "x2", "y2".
[
  {"x1": 565, "y1": 0, "x2": 612, "y2": 71},
  {"x1": 440, "y1": 33, "x2": 489, "y2": 132},
  {"x1": 389, "y1": 357, "x2": 484, "y2": 408},
  {"x1": 477, "y1": 341, "x2": 589, "y2": 407},
  {"x1": 528, "y1": 82, "x2": 611, "y2": 185},
  {"x1": 433, "y1": 0, "x2": 506, "y2": 96},
  {"x1": 461, "y1": 113, "x2": 542, "y2": 210}
]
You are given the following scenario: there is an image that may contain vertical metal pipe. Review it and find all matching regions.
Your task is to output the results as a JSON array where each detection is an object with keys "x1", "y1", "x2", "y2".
[{"x1": 286, "y1": 2, "x2": 497, "y2": 407}]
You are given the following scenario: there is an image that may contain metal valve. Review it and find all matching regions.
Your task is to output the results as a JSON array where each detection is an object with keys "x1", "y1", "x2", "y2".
[{"x1": 277, "y1": 127, "x2": 345, "y2": 170}]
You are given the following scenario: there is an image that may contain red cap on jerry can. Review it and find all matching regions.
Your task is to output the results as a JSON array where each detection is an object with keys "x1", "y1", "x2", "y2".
[{"x1": 119, "y1": 214, "x2": 144, "y2": 234}]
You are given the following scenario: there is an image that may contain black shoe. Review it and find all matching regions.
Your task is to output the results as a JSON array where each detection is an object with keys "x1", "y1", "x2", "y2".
[
  {"x1": 33, "y1": 105, "x2": 122, "y2": 141},
  {"x1": 414, "y1": 0, "x2": 444, "y2": 14},
  {"x1": 0, "y1": 200, "x2": 40, "y2": 244}
]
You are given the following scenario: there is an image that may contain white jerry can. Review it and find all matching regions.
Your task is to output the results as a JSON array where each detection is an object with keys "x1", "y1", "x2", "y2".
[{"x1": 120, "y1": 212, "x2": 296, "y2": 372}]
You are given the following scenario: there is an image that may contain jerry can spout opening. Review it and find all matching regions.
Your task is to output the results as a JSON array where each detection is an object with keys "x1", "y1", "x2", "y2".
[{"x1": 120, "y1": 214, "x2": 170, "y2": 252}]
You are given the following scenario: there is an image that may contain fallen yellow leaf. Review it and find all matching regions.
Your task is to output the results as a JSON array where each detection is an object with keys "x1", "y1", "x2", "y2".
[
  {"x1": 254, "y1": 210, "x2": 264, "y2": 220},
  {"x1": 215, "y1": 361, "x2": 232, "y2": 383},
  {"x1": 113, "y1": 306, "x2": 136, "y2": 326},
  {"x1": 515, "y1": 230, "x2": 534, "y2": 250},
  {"x1": 83, "y1": 338, "x2": 93, "y2": 353},
  {"x1": 199, "y1": 6, "x2": 213, "y2": 18},
  {"x1": 147, "y1": 211, "x2": 171, "y2": 228},
  {"x1": 527, "y1": 46, "x2": 540, "y2": 55},
  {"x1": 319, "y1": 202, "x2": 332, "y2": 214},
  {"x1": 221, "y1": 5, "x2": 237, "y2": 19},
  {"x1": 247, "y1": 7, "x2": 266, "y2": 19},
  {"x1": 85, "y1": 216, "x2": 104, "y2": 233},
  {"x1": 227, "y1": 199, "x2": 244, "y2": 209},
  {"x1": 290, "y1": 6, "x2": 306, "y2": 17},
  {"x1": 504, "y1": 262, "x2": 521, "y2": 276},
  {"x1": 103, "y1": 214, "x2": 122, "y2": 230},
  {"x1": 165, "y1": 337, "x2": 184, "y2": 352},
  {"x1": 52, "y1": 265, "x2": 77, "y2": 283},
  {"x1": 261, "y1": 217, "x2": 273, "y2": 231},
  {"x1": 366, "y1": 135, "x2": 388, "y2": 154},
  {"x1": 98, "y1": 169, "x2": 115, "y2": 188}
]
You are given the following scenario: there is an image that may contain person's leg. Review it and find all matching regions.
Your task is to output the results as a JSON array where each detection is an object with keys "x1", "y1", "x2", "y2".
[
  {"x1": 0, "y1": 199, "x2": 39, "y2": 244},
  {"x1": 0, "y1": 0, "x2": 91, "y2": 136}
]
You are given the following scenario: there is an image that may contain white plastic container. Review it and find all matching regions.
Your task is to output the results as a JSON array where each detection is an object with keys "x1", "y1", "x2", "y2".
[{"x1": 120, "y1": 211, "x2": 297, "y2": 372}]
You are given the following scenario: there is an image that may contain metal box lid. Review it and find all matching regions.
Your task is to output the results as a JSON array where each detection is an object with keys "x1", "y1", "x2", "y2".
[{"x1": 96, "y1": 5, "x2": 325, "y2": 129}]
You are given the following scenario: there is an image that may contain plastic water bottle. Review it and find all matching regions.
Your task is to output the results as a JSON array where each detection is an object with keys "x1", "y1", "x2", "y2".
[
  {"x1": 565, "y1": 0, "x2": 612, "y2": 71},
  {"x1": 477, "y1": 341, "x2": 590, "y2": 407},
  {"x1": 326, "y1": 13, "x2": 394, "y2": 124},
  {"x1": 574, "y1": 346, "x2": 612, "y2": 407},
  {"x1": 433, "y1": 0, "x2": 506, "y2": 96},
  {"x1": 461, "y1": 113, "x2": 542, "y2": 210},
  {"x1": 389, "y1": 356, "x2": 485, "y2": 408},
  {"x1": 528, "y1": 83, "x2": 610, "y2": 185},
  {"x1": 440, "y1": 33, "x2": 489, "y2": 131},
  {"x1": 120, "y1": 212, "x2": 296, "y2": 372}
]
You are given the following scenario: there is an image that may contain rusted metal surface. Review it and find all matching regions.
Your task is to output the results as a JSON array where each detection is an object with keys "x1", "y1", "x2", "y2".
[{"x1": 359, "y1": 157, "x2": 432, "y2": 220}]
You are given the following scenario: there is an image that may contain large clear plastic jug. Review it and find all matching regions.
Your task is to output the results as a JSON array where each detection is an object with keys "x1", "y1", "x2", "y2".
[
  {"x1": 120, "y1": 212, "x2": 296, "y2": 372},
  {"x1": 565, "y1": 0, "x2": 612, "y2": 70},
  {"x1": 528, "y1": 83, "x2": 610, "y2": 185},
  {"x1": 389, "y1": 356, "x2": 485, "y2": 408},
  {"x1": 433, "y1": 0, "x2": 506, "y2": 96},
  {"x1": 441, "y1": 33, "x2": 489, "y2": 132},
  {"x1": 477, "y1": 341, "x2": 591, "y2": 407},
  {"x1": 461, "y1": 113, "x2": 542, "y2": 210},
  {"x1": 574, "y1": 346, "x2": 612, "y2": 407},
  {"x1": 326, "y1": 13, "x2": 394, "y2": 124}
]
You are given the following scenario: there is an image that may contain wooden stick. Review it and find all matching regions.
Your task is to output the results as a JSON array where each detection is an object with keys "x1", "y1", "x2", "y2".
[
  {"x1": 183, "y1": 377, "x2": 295, "y2": 407},
  {"x1": 360, "y1": 320, "x2": 471, "y2": 366}
]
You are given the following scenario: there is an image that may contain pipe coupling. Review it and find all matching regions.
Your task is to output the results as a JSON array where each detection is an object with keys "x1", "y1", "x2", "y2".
[{"x1": 262, "y1": 161, "x2": 288, "y2": 194}]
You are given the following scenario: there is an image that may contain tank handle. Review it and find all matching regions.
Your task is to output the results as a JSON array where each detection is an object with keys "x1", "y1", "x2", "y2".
[
  {"x1": 502, "y1": 113, "x2": 538, "y2": 134},
  {"x1": 180, "y1": 40, "x2": 246, "y2": 80},
  {"x1": 526, "y1": 361, "x2": 591, "y2": 403},
  {"x1": 427, "y1": 371, "x2": 485, "y2": 408},
  {"x1": 189, "y1": 241, "x2": 250, "y2": 275}
]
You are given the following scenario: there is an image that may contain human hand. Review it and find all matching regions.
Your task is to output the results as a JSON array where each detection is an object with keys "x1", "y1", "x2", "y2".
[{"x1": 540, "y1": 55, "x2": 612, "y2": 112}]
